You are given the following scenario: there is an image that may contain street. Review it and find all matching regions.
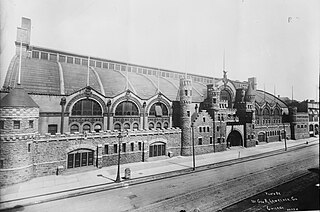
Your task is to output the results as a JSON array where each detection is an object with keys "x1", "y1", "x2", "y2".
[{"x1": 7, "y1": 143, "x2": 319, "y2": 212}]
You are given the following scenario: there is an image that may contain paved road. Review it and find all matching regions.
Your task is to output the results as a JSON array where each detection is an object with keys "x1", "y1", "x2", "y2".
[{"x1": 7, "y1": 143, "x2": 319, "y2": 212}]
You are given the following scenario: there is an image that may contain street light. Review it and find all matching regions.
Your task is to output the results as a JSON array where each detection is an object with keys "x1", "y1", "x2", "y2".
[{"x1": 115, "y1": 132, "x2": 124, "y2": 183}]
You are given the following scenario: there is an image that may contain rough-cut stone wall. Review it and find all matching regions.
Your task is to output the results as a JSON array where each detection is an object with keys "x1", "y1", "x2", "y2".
[{"x1": 0, "y1": 128, "x2": 181, "y2": 185}]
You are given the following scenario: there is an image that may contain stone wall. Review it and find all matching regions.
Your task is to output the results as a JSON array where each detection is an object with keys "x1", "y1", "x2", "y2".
[{"x1": 0, "y1": 128, "x2": 181, "y2": 185}]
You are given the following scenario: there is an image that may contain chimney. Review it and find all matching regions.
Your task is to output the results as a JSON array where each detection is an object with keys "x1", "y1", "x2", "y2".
[{"x1": 16, "y1": 17, "x2": 31, "y2": 55}]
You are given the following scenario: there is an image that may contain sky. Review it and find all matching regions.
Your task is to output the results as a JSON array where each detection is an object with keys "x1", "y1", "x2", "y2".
[{"x1": 0, "y1": 0, "x2": 319, "y2": 101}]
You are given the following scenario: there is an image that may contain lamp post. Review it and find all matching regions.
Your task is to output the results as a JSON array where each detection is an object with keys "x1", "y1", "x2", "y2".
[
  {"x1": 191, "y1": 123, "x2": 196, "y2": 171},
  {"x1": 115, "y1": 132, "x2": 123, "y2": 183},
  {"x1": 283, "y1": 123, "x2": 287, "y2": 151}
]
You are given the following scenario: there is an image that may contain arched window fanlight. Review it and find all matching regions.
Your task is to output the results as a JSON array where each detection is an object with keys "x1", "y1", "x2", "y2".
[
  {"x1": 163, "y1": 122, "x2": 169, "y2": 129},
  {"x1": 70, "y1": 124, "x2": 79, "y2": 133},
  {"x1": 124, "y1": 123, "x2": 130, "y2": 130},
  {"x1": 149, "y1": 102, "x2": 168, "y2": 117},
  {"x1": 133, "y1": 123, "x2": 139, "y2": 130},
  {"x1": 156, "y1": 122, "x2": 162, "y2": 129},
  {"x1": 149, "y1": 122, "x2": 154, "y2": 130},
  {"x1": 94, "y1": 124, "x2": 102, "y2": 132},
  {"x1": 71, "y1": 99, "x2": 102, "y2": 116},
  {"x1": 115, "y1": 101, "x2": 139, "y2": 116},
  {"x1": 114, "y1": 123, "x2": 121, "y2": 131},
  {"x1": 83, "y1": 124, "x2": 91, "y2": 133}
]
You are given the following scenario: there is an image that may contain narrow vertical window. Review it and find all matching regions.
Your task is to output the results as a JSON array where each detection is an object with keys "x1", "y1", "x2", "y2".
[
  {"x1": 13, "y1": 120, "x2": 20, "y2": 129},
  {"x1": 122, "y1": 143, "x2": 126, "y2": 152},
  {"x1": 28, "y1": 143, "x2": 31, "y2": 152},
  {"x1": 29, "y1": 120, "x2": 34, "y2": 128},
  {"x1": 104, "y1": 145, "x2": 108, "y2": 154},
  {"x1": 114, "y1": 144, "x2": 118, "y2": 153},
  {"x1": 130, "y1": 143, "x2": 134, "y2": 151}
]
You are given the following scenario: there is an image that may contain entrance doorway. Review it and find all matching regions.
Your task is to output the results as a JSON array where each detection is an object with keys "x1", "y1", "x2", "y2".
[
  {"x1": 258, "y1": 132, "x2": 266, "y2": 142},
  {"x1": 227, "y1": 130, "x2": 242, "y2": 147},
  {"x1": 67, "y1": 149, "x2": 94, "y2": 169}
]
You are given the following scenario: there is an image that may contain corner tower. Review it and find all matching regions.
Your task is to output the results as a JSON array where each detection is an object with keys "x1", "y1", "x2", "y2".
[
  {"x1": 179, "y1": 77, "x2": 192, "y2": 156},
  {"x1": 0, "y1": 85, "x2": 39, "y2": 186}
]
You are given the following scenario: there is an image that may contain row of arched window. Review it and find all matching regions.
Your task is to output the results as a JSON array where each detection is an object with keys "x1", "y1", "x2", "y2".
[
  {"x1": 255, "y1": 107, "x2": 281, "y2": 116},
  {"x1": 70, "y1": 123, "x2": 102, "y2": 133},
  {"x1": 71, "y1": 99, "x2": 169, "y2": 117}
]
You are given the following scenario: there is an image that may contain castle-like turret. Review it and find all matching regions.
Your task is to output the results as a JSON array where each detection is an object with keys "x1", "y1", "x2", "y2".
[
  {"x1": 0, "y1": 85, "x2": 39, "y2": 185},
  {"x1": 179, "y1": 77, "x2": 192, "y2": 156}
]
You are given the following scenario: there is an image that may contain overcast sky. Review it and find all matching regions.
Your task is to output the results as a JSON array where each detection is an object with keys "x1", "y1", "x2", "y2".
[{"x1": 1, "y1": 0, "x2": 319, "y2": 101}]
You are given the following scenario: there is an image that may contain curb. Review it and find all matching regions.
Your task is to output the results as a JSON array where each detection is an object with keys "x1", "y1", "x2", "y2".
[{"x1": 0, "y1": 139, "x2": 318, "y2": 210}]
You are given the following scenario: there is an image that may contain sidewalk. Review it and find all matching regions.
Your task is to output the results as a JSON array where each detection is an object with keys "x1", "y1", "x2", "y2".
[{"x1": 0, "y1": 137, "x2": 318, "y2": 209}]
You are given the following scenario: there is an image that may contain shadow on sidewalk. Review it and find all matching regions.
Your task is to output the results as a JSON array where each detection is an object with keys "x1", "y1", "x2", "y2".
[
  {"x1": 97, "y1": 174, "x2": 116, "y2": 182},
  {"x1": 167, "y1": 161, "x2": 192, "y2": 169}
]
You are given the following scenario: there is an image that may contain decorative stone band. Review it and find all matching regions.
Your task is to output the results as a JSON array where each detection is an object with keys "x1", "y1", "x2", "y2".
[{"x1": 0, "y1": 128, "x2": 181, "y2": 142}]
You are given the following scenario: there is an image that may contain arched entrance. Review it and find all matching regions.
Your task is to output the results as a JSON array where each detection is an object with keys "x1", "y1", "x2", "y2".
[
  {"x1": 227, "y1": 130, "x2": 243, "y2": 147},
  {"x1": 67, "y1": 149, "x2": 94, "y2": 169},
  {"x1": 258, "y1": 132, "x2": 266, "y2": 142}
]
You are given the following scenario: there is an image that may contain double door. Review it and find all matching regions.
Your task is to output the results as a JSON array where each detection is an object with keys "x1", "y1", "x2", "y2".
[{"x1": 67, "y1": 149, "x2": 94, "y2": 168}]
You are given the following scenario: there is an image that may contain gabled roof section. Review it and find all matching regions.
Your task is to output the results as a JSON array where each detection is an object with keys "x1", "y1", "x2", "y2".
[
  {"x1": 0, "y1": 85, "x2": 39, "y2": 107},
  {"x1": 255, "y1": 90, "x2": 287, "y2": 108}
]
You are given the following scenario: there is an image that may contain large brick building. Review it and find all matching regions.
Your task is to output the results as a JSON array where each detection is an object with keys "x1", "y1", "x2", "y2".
[{"x1": 0, "y1": 18, "x2": 311, "y2": 186}]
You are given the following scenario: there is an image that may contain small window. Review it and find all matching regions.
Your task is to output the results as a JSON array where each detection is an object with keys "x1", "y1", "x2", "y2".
[
  {"x1": 67, "y1": 56, "x2": 73, "y2": 64},
  {"x1": 203, "y1": 127, "x2": 206, "y2": 132},
  {"x1": 104, "y1": 145, "x2": 109, "y2": 154},
  {"x1": 121, "y1": 65, "x2": 126, "y2": 71},
  {"x1": 96, "y1": 61, "x2": 102, "y2": 68},
  {"x1": 29, "y1": 120, "x2": 34, "y2": 128},
  {"x1": 82, "y1": 59, "x2": 88, "y2": 66},
  {"x1": 199, "y1": 127, "x2": 202, "y2": 133},
  {"x1": 94, "y1": 124, "x2": 102, "y2": 132},
  {"x1": 109, "y1": 63, "x2": 115, "y2": 70},
  {"x1": 210, "y1": 137, "x2": 213, "y2": 144},
  {"x1": 185, "y1": 90, "x2": 188, "y2": 96},
  {"x1": 90, "y1": 60, "x2": 95, "y2": 66},
  {"x1": 217, "y1": 138, "x2": 221, "y2": 143},
  {"x1": 28, "y1": 143, "x2": 31, "y2": 152},
  {"x1": 13, "y1": 120, "x2": 20, "y2": 129},
  {"x1": 49, "y1": 54, "x2": 57, "y2": 61},
  {"x1": 138, "y1": 142, "x2": 142, "y2": 151},
  {"x1": 32, "y1": 51, "x2": 39, "y2": 59},
  {"x1": 103, "y1": 62, "x2": 108, "y2": 69},
  {"x1": 198, "y1": 138, "x2": 203, "y2": 145},
  {"x1": 70, "y1": 124, "x2": 79, "y2": 133},
  {"x1": 40, "y1": 52, "x2": 48, "y2": 60},
  {"x1": 122, "y1": 143, "x2": 126, "y2": 152},
  {"x1": 0, "y1": 120, "x2": 4, "y2": 129},
  {"x1": 59, "y1": 55, "x2": 66, "y2": 63},
  {"x1": 0, "y1": 159, "x2": 3, "y2": 169},
  {"x1": 187, "y1": 111, "x2": 190, "y2": 117},
  {"x1": 203, "y1": 117, "x2": 206, "y2": 122},
  {"x1": 130, "y1": 143, "x2": 134, "y2": 151},
  {"x1": 48, "y1": 124, "x2": 58, "y2": 135},
  {"x1": 207, "y1": 126, "x2": 210, "y2": 132},
  {"x1": 75, "y1": 58, "x2": 81, "y2": 64},
  {"x1": 114, "y1": 144, "x2": 118, "y2": 153}
]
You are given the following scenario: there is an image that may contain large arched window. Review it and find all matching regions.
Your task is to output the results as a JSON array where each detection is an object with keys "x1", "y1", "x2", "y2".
[
  {"x1": 114, "y1": 123, "x2": 121, "y2": 131},
  {"x1": 72, "y1": 99, "x2": 102, "y2": 116},
  {"x1": 149, "y1": 102, "x2": 168, "y2": 116},
  {"x1": 83, "y1": 124, "x2": 91, "y2": 133},
  {"x1": 123, "y1": 123, "x2": 130, "y2": 130},
  {"x1": 220, "y1": 89, "x2": 232, "y2": 108},
  {"x1": 115, "y1": 101, "x2": 139, "y2": 116}
]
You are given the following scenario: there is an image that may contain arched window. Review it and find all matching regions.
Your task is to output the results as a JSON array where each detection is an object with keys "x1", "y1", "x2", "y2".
[
  {"x1": 94, "y1": 124, "x2": 102, "y2": 132},
  {"x1": 70, "y1": 124, "x2": 79, "y2": 133},
  {"x1": 71, "y1": 99, "x2": 102, "y2": 116},
  {"x1": 263, "y1": 108, "x2": 270, "y2": 116},
  {"x1": 156, "y1": 122, "x2": 162, "y2": 129},
  {"x1": 220, "y1": 89, "x2": 232, "y2": 108},
  {"x1": 163, "y1": 122, "x2": 169, "y2": 129},
  {"x1": 149, "y1": 102, "x2": 169, "y2": 116},
  {"x1": 149, "y1": 122, "x2": 154, "y2": 130},
  {"x1": 133, "y1": 123, "x2": 139, "y2": 130},
  {"x1": 124, "y1": 123, "x2": 130, "y2": 130},
  {"x1": 83, "y1": 124, "x2": 91, "y2": 133},
  {"x1": 274, "y1": 108, "x2": 280, "y2": 116},
  {"x1": 114, "y1": 123, "x2": 121, "y2": 131},
  {"x1": 115, "y1": 101, "x2": 139, "y2": 116}
]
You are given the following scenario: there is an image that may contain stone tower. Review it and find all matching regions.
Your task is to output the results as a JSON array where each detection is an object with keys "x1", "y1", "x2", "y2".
[
  {"x1": 0, "y1": 85, "x2": 39, "y2": 186},
  {"x1": 179, "y1": 77, "x2": 192, "y2": 156}
]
